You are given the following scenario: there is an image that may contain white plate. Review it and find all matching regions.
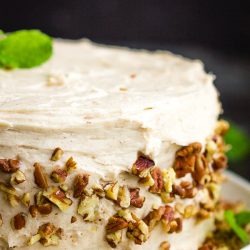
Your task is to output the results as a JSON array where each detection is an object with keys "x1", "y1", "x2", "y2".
[
  {"x1": 222, "y1": 171, "x2": 250, "y2": 250},
  {"x1": 222, "y1": 171, "x2": 250, "y2": 208}
]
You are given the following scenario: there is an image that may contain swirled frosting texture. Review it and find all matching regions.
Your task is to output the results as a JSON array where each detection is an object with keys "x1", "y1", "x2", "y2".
[{"x1": 0, "y1": 40, "x2": 220, "y2": 249}]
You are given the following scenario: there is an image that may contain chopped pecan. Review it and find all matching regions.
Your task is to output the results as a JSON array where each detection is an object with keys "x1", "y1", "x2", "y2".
[
  {"x1": 92, "y1": 183, "x2": 105, "y2": 198},
  {"x1": 176, "y1": 142, "x2": 202, "y2": 157},
  {"x1": 34, "y1": 163, "x2": 48, "y2": 189},
  {"x1": 212, "y1": 154, "x2": 228, "y2": 170},
  {"x1": 192, "y1": 155, "x2": 208, "y2": 184},
  {"x1": 27, "y1": 234, "x2": 41, "y2": 246},
  {"x1": 106, "y1": 230, "x2": 122, "y2": 248},
  {"x1": 215, "y1": 120, "x2": 230, "y2": 136},
  {"x1": 106, "y1": 216, "x2": 129, "y2": 234},
  {"x1": 160, "y1": 241, "x2": 170, "y2": 250},
  {"x1": 73, "y1": 174, "x2": 89, "y2": 198},
  {"x1": 77, "y1": 194, "x2": 99, "y2": 222},
  {"x1": 162, "y1": 168, "x2": 176, "y2": 193},
  {"x1": 51, "y1": 147, "x2": 64, "y2": 161},
  {"x1": 51, "y1": 168, "x2": 68, "y2": 183},
  {"x1": 71, "y1": 216, "x2": 77, "y2": 223},
  {"x1": 43, "y1": 186, "x2": 72, "y2": 212},
  {"x1": 37, "y1": 203, "x2": 53, "y2": 215},
  {"x1": 0, "y1": 214, "x2": 2, "y2": 227},
  {"x1": 149, "y1": 167, "x2": 163, "y2": 193},
  {"x1": 173, "y1": 182, "x2": 198, "y2": 199},
  {"x1": 29, "y1": 205, "x2": 39, "y2": 218},
  {"x1": 0, "y1": 182, "x2": 16, "y2": 195},
  {"x1": 143, "y1": 206, "x2": 166, "y2": 231},
  {"x1": 104, "y1": 182, "x2": 119, "y2": 201},
  {"x1": 10, "y1": 170, "x2": 26, "y2": 185},
  {"x1": 168, "y1": 217, "x2": 182, "y2": 233},
  {"x1": 174, "y1": 155, "x2": 196, "y2": 178},
  {"x1": 38, "y1": 223, "x2": 56, "y2": 238},
  {"x1": 118, "y1": 186, "x2": 130, "y2": 208},
  {"x1": 11, "y1": 213, "x2": 26, "y2": 230},
  {"x1": 0, "y1": 159, "x2": 20, "y2": 173},
  {"x1": 138, "y1": 169, "x2": 155, "y2": 187},
  {"x1": 7, "y1": 194, "x2": 20, "y2": 207},
  {"x1": 35, "y1": 191, "x2": 47, "y2": 205},
  {"x1": 132, "y1": 155, "x2": 155, "y2": 176},
  {"x1": 127, "y1": 213, "x2": 149, "y2": 245},
  {"x1": 65, "y1": 157, "x2": 77, "y2": 173},
  {"x1": 129, "y1": 188, "x2": 145, "y2": 208}
]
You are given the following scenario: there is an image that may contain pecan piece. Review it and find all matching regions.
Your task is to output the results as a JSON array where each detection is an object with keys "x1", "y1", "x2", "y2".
[
  {"x1": 51, "y1": 147, "x2": 64, "y2": 161},
  {"x1": 21, "y1": 193, "x2": 31, "y2": 207},
  {"x1": 106, "y1": 230, "x2": 122, "y2": 248},
  {"x1": 0, "y1": 159, "x2": 20, "y2": 173},
  {"x1": 176, "y1": 142, "x2": 202, "y2": 157},
  {"x1": 51, "y1": 168, "x2": 68, "y2": 183},
  {"x1": 11, "y1": 213, "x2": 26, "y2": 230},
  {"x1": 106, "y1": 216, "x2": 128, "y2": 234},
  {"x1": 129, "y1": 188, "x2": 145, "y2": 208},
  {"x1": 29, "y1": 205, "x2": 39, "y2": 218},
  {"x1": 149, "y1": 167, "x2": 163, "y2": 193},
  {"x1": 34, "y1": 163, "x2": 48, "y2": 189},
  {"x1": 43, "y1": 186, "x2": 72, "y2": 212},
  {"x1": 212, "y1": 154, "x2": 228, "y2": 170},
  {"x1": 160, "y1": 241, "x2": 170, "y2": 250},
  {"x1": 192, "y1": 155, "x2": 208, "y2": 184},
  {"x1": 104, "y1": 182, "x2": 119, "y2": 201},
  {"x1": 65, "y1": 157, "x2": 77, "y2": 173},
  {"x1": 174, "y1": 155, "x2": 196, "y2": 178},
  {"x1": 71, "y1": 216, "x2": 77, "y2": 223},
  {"x1": 127, "y1": 213, "x2": 149, "y2": 245},
  {"x1": 117, "y1": 185, "x2": 130, "y2": 208},
  {"x1": 0, "y1": 214, "x2": 3, "y2": 227},
  {"x1": 73, "y1": 174, "x2": 89, "y2": 198},
  {"x1": 132, "y1": 155, "x2": 155, "y2": 176},
  {"x1": 37, "y1": 203, "x2": 53, "y2": 215},
  {"x1": 77, "y1": 194, "x2": 99, "y2": 222},
  {"x1": 10, "y1": 170, "x2": 26, "y2": 185},
  {"x1": 143, "y1": 206, "x2": 166, "y2": 231}
]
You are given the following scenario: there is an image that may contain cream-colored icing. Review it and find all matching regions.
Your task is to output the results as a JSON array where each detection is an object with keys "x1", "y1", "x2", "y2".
[{"x1": 0, "y1": 39, "x2": 220, "y2": 249}]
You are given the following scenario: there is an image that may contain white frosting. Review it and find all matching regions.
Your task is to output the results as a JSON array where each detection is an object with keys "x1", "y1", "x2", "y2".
[{"x1": 0, "y1": 39, "x2": 220, "y2": 250}]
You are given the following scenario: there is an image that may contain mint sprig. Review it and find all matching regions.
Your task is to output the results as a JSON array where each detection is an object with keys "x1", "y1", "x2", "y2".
[
  {"x1": 0, "y1": 30, "x2": 52, "y2": 69},
  {"x1": 235, "y1": 211, "x2": 250, "y2": 226},
  {"x1": 224, "y1": 210, "x2": 250, "y2": 244}
]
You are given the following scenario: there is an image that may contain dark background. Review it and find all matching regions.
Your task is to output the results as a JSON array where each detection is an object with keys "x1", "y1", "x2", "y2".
[{"x1": 1, "y1": 0, "x2": 249, "y2": 179}]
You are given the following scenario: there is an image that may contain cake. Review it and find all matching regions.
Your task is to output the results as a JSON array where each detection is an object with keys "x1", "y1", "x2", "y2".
[{"x1": 0, "y1": 39, "x2": 229, "y2": 250}]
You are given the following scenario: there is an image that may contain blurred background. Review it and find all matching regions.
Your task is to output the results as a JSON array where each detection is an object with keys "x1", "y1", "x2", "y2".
[{"x1": 1, "y1": 0, "x2": 249, "y2": 179}]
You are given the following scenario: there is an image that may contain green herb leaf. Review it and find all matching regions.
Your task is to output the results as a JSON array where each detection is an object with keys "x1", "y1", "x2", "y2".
[
  {"x1": 224, "y1": 210, "x2": 249, "y2": 244},
  {"x1": 224, "y1": 123, "x2": 250, "y2": 162},
  {"x1": 235, "y1": 211, "x2": 250, "y2": 226},
  {"x1": 0, "y1": 30, "x2": 52, "y2": 69}
]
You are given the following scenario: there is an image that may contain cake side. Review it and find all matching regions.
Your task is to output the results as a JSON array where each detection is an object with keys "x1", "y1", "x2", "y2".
[{"x1": 0, "y1": 40, "x2": 225, "y2": 250}]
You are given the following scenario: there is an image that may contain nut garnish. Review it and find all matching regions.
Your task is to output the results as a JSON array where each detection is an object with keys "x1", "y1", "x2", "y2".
[
  {"x1": 149, "y1": 167, "x2": 163, "y2": 193},
  {"x1": 143, "y1": 206, "x2": 166, "y2": 231},
  {"x1": 129, "y1": 188, "x2": 145, "y2": 208},
  {"x1": 173, "y1": 182, "x2": 198, "y2": 199},
  {"x1": 106, "y1": 230, "x2": 122, "y2": 248},
  {"x1": 215, "y1": 120, "x2": 230, "y2": 136},
  {"x1": 0, "y1": 214, "x2": 3, "y2": 227},
  {"x1": 106, "y1": 216, "x2": 129, "y2": 234},
  {"x1": 51, "y1": 147, "x2": 64, "y2": 161},
  {"x1": 35, "y1": 191, "x2": 47, "y2": 205},
  {"x1": 162, "y1": 168, "x2": 176, "y2": 193},
  {"x1": 92, "y1": 183, "x2": 105, "y2": 198},
  {"x1": 132, "y1": 155, "x2": 155, "y2": 176},
  {"x1": 8, "y1": 194, "x2": 20, "y2": 207},
  {"x1": 0, "y1": 159, "x2": 20, "y2": 173},
  {"x1": 10, "y1": 170, "x2": 26, "y2": 185},
  {"x1": 104, "y1": 182, "x2": 119, "y2": 201},
  {"x1": 65, "y1": 157, "x2": 77, "y2": 173},
  {"x1": 71, "y1": 216, "x2": 77, "y2": 223},
  {"x1": 73, "y1": 174, "x2": 89, "y2": 198},
  {"x1": 11, "y1": 213, "x2": 26, "y2": 230},
  {"x1": 51, "y1": 168, "x2": 68, "y2": 183},
  {"x1": 43, "y1": 186, "x2": 72, "y2": 212},
  {"x1": 117, "y1": 185, "x2": 131, "y2": 208},
  {"x1": 127, "y1": 213, "x2": 149, "y2": 245},
  {"x1": 159, "y1": 241, "x2": 170, "y2": 250},
  {"x1": 161, "y1": 206, "x2": 175, "y2": 232},
  {"x1": 77, "y1": 194, "x2": 99, "y2": 221},
  {"x1": 34, "y1": 163, "x2": 48, "y2": 189},
  {"x1": 37, "y1": 203, "x2": 53, "y2": 215},
  {"x1": 0, "y1": 182, "x2": 17, "y2": 195},
  {"x1": 27, "y1": 234, "x2": 41, "y2": 246},
  {"x1": 36, "y1": 223, "x2": 63, "y2": 247},
  {"x1": 29, "y1": 205, "x2": 39, "y2": 218}
]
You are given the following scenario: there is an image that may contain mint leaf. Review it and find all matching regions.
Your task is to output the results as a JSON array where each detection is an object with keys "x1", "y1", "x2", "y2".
[
  {"x1": 0, "y1": 30, "x2": 52, "y2": 69},
  {"x1": 224, "y1": 210, "x2": 249, "y2": 244},
  {"x1": 224, "y1": 123, "x2": 250, "y2": 162},
  {"x1": 235, "y1": 211, "x2": 250, "y2": 226}
]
